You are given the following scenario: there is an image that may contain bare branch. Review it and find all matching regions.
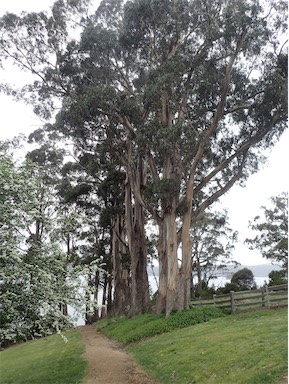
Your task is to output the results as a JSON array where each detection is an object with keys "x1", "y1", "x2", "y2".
[
  {"x1": 192, "y1": 166, "x2": 244, "y2": 225},
  {"x1": 185, "y1": 30, "x2": 247, "y2": 202},
  {"x1": 146, "y1": 149, "x2": 159, "y2": 181},
  {"x1": 194, "y1": 109, "x2": 286, "y2": 196}
]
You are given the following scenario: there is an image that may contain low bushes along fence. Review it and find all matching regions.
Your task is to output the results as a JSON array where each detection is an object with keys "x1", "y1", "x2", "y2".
[{"x1": 190, "y1": 284, "x2": 288, "y2": 314}]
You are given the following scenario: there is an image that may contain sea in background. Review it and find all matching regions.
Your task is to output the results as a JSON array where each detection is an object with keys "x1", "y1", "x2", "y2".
[
  {"x1": 148, "y1": 275, "x2": 269, "y2": 294},
  {"x1": 71, "y1": 263, "x2": 280, "y2": 325},
  {"x1": 148, "y1": 263, "x2": 281, "y2": 293}
]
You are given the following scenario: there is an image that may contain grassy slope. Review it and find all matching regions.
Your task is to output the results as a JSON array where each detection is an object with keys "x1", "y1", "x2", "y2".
[
  {"x1": 96, "y1": 306, "x2": 225, "y2": 344},
  {"x1": 128, "y1": 309, "x2": 288, "y2": 384},
  {"x1": 1, "y1": 308, "x2": 287, "y2": 384},
  {"x1": 0, "y1": 329, "x2": 87, "y2": 384}
]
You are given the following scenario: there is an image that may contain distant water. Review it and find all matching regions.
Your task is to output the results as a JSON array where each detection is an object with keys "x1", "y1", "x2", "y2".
[
  {"x1": 71, "y1": 275, "x2": 269, "y2": 325},
  {"x1": 209, "y1": 276, "x2": 269, "y2": 289},
  {"x1": 148, "y1": 275, "x2": 269, "y2": 294}
]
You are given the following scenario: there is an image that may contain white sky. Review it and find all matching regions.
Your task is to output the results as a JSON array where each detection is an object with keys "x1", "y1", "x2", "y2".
[{"x1": 0, "y1": 0, "x2": 288, "y2": 267}]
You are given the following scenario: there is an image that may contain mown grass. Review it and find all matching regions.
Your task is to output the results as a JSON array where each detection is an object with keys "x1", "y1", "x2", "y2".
[
  {"x1": 1, "y1": 307, "x2": 287, "y2": 384},
  {"x1": 96, "y1": 306, "x2": 225, "y2": 344},
  {"x1": 0, "y1": 329, "x2": 87, "y2": 384},
  {"x1": 191, "y1": 288, "x2": 288, "y2": 314},
  {"x1": 127, "y1": 308, "x2": 288, "y2": 384}
]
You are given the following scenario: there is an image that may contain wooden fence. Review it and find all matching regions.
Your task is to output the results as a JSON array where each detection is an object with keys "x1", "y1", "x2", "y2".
[{"x1": 191, "y1": 283, "x2": 288, "y2": 314}]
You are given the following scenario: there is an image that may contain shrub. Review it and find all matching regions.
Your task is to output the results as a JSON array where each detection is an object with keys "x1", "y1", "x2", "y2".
[{"x1": 96, "y1": 306, "x2": 226, "y2": 345}]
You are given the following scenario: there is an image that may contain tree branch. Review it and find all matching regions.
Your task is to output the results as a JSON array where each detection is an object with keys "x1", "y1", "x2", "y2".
[
  {"x1": 192, "y1": 164, "x2": 245, "y2": 225},
  {"x1": 193, "y1": 109, "x2": 286, "y2": 196},
  {"x1": 146, "y1": 149, "x2": 159, "y2": 181},
  {"x1": 184, "y1": 30, "x2": 247, "y2": 206}
]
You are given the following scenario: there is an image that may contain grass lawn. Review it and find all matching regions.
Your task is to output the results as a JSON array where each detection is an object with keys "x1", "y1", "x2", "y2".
[
  {"x1": 128, "y1": 308, "x2": 288, "y2": 384},
  {"x1": 96, "y1": 306, "x2": 225, "y2": 344},
  {"x1": 0, "y1": 329, "x2": 87, "y2": 384}
]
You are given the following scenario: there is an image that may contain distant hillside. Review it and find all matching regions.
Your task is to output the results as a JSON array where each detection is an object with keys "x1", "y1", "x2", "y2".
[
  {"x1": 224, "y1": 264, "x2": 282, "y2": 278},
  {"x1": 148, "y1": 264, "x2": 282, "y2": 278}
]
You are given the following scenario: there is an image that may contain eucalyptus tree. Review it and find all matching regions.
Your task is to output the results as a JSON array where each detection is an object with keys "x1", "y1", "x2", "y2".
[
  {"x1": 0, "y1": 136, "x2": 106, "y2": 343},
  {"x1": 28, "y1": 130, "x2": 116, "y2": 320},
  {"x1": 59, "y1": 155, "x2": 132, "y2": 318},
  {"x1": 52, "y1": 0, "x2": 288, "y2": 315},
  {"x1": 246, "y1": 192, "x2": 288, "y2": 269},
  {"x1": 191, "y1": 209, "x2": 238, "y2": 297},
  {"x1": 0, "y1": 0, "x2": 287, "y2": 315}
]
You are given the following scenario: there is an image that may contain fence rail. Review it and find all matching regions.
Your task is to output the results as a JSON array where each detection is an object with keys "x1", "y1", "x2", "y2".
[{"x1": 191, "y1": 284, "x2": 288, "y2": 314}]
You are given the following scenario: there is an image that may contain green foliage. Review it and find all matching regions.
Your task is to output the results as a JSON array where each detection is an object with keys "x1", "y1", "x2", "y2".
[
  {"x1": 217, "y1": 282, "x2": 240, "y2": 294},
  {"x1": 268, "y1": 270, "x2": 288, "y2": 286},
  {"x1": 0, "y1": 157, "x2": 75, "y2": 346},
  {"x1": 191, "y1": 209, "x2": 238, "y2": 297},
  {"x1": 194, "y1": 282, "x2": 217, "y2": 299},
  {"x1": 246, "y1": 192, "x2": 288, "y2": 269},
  {"x1": 0, "y1": 0, "x2": 288, "y2": 316},
  {"x1": 144, "y1": 179, "x2": 180, "y2": 209},
  {"x1": 128, "y1": 309, "x2": 288, "y2": 384},
  {"x1": 0, "y1": 153, "x2": 104, "y2": 346},
  {"x1": 0, "y1": 329, "x2": 87, "y2": 384},
  {"x1": 231, "y1": 268, "x2": 256, "y2": 290},
  {"x1": 96, "y1": 306, "x2": 225, "y2": 344},
  {"x1": 1, "y1": 0, "x2": 287, "y2": 193}
]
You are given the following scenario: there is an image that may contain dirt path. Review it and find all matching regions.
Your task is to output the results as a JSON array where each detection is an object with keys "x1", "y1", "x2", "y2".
[{"x1": 80, "y1": 325, "x2": 158, "y2": 384}]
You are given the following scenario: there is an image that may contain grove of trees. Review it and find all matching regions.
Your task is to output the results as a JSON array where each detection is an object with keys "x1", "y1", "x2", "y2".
[
  {"x1": 0, "y1": 0, "x2": 287, "y2": 340},
  {"x1": 246, "y1": 192, "x2": 288, "y2": 285},
  {"x1": 0, "y1": 140, "x2": 107, "y2": 345},
  {"x1": 217, "y1": 267, "x2": 256, "y2": 294},
  {"x1": 191, "y1": 209, "x2": 238, "y2": 297},
  {"x1": 0, "y1": 153, "x2": 72, "y2": 345}
]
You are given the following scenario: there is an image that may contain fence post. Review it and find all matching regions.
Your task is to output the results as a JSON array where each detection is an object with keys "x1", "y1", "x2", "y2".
[
  {"x1": 230, "y1": 291, "x2": 236, "y2": 314},
  {"x1": 261, "y1": 286, "x2": 265, "y2": 307},
  {"x1": 265, "y1": 284, "x2": 270, "y2": 309},
  {"x1": 213, "y1": 294, "x2": 216, "y2": 307}
]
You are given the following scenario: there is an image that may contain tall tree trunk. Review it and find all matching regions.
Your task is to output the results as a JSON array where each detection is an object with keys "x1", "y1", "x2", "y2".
[
  {"x1": 129, "y1": 200, "x2": 151, "y2": 316},
  {"x1": 179, "y1": 174, "x2": 195, "y2": 309},
  {"x1": 155, "y1": 151, "x2": 184, "y2": 316},
  {"x1": 91, "y1": 271, "x2": 99, "y2": 322},
  {"x1": 157, "y1": 208, "x2": 192, "y2": 316},
  {"x1": 156, "y1": 200, "x2": 179, "y2": 316},
  {"x1": 106, "y1": 236, "x2": 114, "y2": 317},
  {"x1": 101, "y1": 276, "x2": 107, "y2": 318},
  {"x1": 197, "y1": 255, "x2": 202, "y2": 295},
  {"x1": 106, "y1": 274, "x2": 113, "y2": 317},
  {"x1": 126, "y1": 163, "x2": 150, "y2": 317},
  {"x1": 179, "y1": 228, "x2": 193, "y2": 309},
  {"x1": 111, "y1": 214, "x2": 131, "y2": 316},
  {"x1": 85, "y1": 274, "x2": 92, "y2": 325}
]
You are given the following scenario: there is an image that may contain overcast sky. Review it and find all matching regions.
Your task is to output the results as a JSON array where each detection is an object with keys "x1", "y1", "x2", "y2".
[{"x1": 0, "y1": 0, "x2": 287, "y2": 267}]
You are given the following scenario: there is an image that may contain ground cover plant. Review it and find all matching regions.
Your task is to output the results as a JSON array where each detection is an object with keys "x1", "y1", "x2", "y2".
[
  {"x1": 96, "y1": 306, "x2": 225, "y2": 344},
  {"x1": 128, "y1": 308, "x2": 288, "y2": 384},
  {"x1": 0, "y1": 329, "x2": 87, "y2": 384}
]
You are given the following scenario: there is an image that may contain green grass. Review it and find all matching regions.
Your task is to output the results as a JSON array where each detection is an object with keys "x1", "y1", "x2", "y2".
[
  {"x1": 191, "y1": 290, "x2": 288, "y2": 313},
  {"x1": 128, "y1": 308, "x2": 288, "y2": 384},
  {"x1": 0, "y1": 329, "x2": 87, "y2": 384},
  {"x1": 1, "y1": 308, "x2": 287, "y2": 384},
  {"x1": 96, "y1": 306, "x2": 225, "y2": 344}
]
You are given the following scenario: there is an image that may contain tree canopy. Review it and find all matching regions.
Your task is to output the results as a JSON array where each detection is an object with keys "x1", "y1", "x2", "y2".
[
  {"x1": 0, "y1": 155, "x2": 72, "y2": 345},
  {"x1": 231, "y1": 267, "x2": 256, "y2": 290},
  {"x1": 191, "y1": 209, "x2": 238, "y2": 297},
  {"x1": 246, "y1": 192, "x2": 288, "y2": 269},
  {"x1": 0, "y1": 0, "x2": 288, "y2": 316}
]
